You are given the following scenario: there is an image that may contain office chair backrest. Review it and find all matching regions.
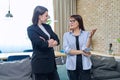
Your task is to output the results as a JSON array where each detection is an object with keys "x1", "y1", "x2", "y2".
[
  {"x1": 23, "y1": 49, "x2": 33, "y2": 52},
  {"x1": 7, "y1": 55, "x2": 30, "y2": 61},
  {"x1": 0, "y1": 50, "x2": 2, "y2": 53}
]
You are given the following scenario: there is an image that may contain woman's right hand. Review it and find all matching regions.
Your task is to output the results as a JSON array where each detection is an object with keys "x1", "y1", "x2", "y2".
[{"x1": 89, "y1": 28, "x2": 97, "y2": 38}]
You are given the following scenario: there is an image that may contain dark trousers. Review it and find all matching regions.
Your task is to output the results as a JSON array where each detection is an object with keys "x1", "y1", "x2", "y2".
[
  {"x1": 34, "y1": 70, "x2": 60, "y2": 80},
  {"x1": 67, "y1": 69, "x2": 91, "y2": 80}
]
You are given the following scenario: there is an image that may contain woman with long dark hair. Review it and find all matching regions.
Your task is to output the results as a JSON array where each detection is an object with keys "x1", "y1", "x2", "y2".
[{"x1": 27, "y1": 6, "x2": 60, "y2": 80}]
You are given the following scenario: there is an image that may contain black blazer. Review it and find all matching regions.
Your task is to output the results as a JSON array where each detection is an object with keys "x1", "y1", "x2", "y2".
[{"x1": 27, "y1": 24, "x2": 60, "y2": 73}]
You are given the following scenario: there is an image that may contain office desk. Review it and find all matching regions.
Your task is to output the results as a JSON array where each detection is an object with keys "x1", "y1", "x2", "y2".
[
  {"x1": 55, "y1": 51, "x2": 66, "y2": 57},
  {"x1": 0, "y1": 51, "x2": 66, "y2": 60}
]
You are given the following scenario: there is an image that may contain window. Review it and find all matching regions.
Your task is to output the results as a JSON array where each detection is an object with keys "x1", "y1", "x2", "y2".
[{"x1": 0, "y1": 0, "x2": 54, "y2": 53}]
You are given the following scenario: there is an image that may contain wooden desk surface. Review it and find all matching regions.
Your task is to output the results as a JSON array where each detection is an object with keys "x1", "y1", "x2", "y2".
[
  {"x1": 55, "y1": 51, "x2": 66, "y2": 57},
  {"x1": 0, "y1": 51, "x2": 66, "y2": 60}
]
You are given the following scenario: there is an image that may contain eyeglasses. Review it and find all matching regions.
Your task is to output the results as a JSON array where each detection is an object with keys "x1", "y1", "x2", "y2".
[{"x1": 69, "y1": 20, "x2": 76, "y2": 23}]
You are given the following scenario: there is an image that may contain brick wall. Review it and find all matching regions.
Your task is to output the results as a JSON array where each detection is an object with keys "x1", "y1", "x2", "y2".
[{"x1": 76, "y1": 0, "x2": 120, "y2": 54}]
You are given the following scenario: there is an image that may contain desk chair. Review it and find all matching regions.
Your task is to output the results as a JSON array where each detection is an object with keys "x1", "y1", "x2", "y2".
[
  {"x1": 0, "y1": 50, "x2": 3, "y2": 62},
  {"x1": 23, "y1": 49, "x2": 33, "y2": 52},
  {"x1": 7, "y1": 55, "x2": 30, "y2": 61},
  {"x1": 0, "y1": 50, "x2": 2, "y2": 53}
]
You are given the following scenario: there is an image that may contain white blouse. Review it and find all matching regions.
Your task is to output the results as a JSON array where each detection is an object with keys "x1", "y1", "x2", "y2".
[{"x1": 39, "y1": 25, "x2": 50, "y2": 39}]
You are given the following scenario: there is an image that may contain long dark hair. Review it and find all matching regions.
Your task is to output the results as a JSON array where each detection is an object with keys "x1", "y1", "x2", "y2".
[
  {"x1": 70, "y1": 15, "x2": 85, "y2": 31},
  {"x1": 32, "y1": 6, "x2": 48, "y2": 26}
]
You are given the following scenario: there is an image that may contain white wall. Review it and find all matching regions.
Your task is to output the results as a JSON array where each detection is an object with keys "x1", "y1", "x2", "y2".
[{"x1": 0, "y1": 0, "x2": 54, "y2": 53}]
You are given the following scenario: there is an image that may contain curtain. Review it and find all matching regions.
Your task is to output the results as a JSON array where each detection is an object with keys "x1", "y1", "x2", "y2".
[{"x1": 53, "y1": 0, "x2": 76, "y2": 51}]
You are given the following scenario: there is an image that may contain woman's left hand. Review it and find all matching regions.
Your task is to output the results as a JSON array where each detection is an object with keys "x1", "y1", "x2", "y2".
[
  {"x1": 48, "y1": 39, "x2": 58, "y2": 47},
  {"x1": 82, "y1": 51, "x2": 91, "y2": 57},
  {"x1": 52, "y1": 40, "x2": 58, "y2": 47}
]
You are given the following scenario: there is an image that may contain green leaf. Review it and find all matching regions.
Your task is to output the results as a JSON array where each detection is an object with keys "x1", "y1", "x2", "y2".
[
  {"x1": 46, "y1": 19, "x2": 51, "y2": 25},
  {"x1": 117, "y1": 38, "x2": 120, "y2": 43}
]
